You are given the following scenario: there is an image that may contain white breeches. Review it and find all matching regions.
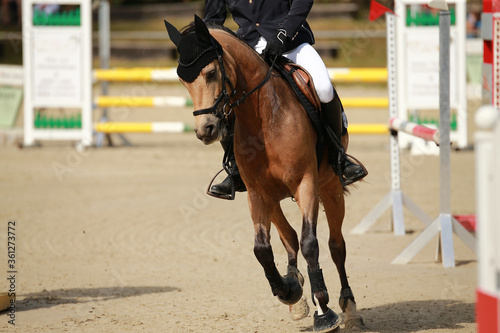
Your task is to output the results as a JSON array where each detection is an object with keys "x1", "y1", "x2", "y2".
[{"x1": 254, "y1": 37, "x2": 335, "y2": 103}]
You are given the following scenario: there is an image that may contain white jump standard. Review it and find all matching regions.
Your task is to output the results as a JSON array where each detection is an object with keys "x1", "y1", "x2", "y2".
[
  {"x1": 391, "y1": 10, "x2": 475, "y2": 267},
  {"x1": 351, "y1": 13, "x2": 434, "y2": 238},
  {"x1": 352, "y1": 10, "x2": 475, "y2": 267}
]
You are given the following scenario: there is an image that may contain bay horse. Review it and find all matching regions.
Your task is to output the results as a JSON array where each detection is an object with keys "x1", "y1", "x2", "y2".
[{"x1": 165, "y1": 16, "x2": 364, "y2": 332}]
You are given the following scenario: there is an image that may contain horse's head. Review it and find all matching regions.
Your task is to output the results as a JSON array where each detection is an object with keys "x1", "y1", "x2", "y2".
[{"x1": 165, "y1": 15, "x2": 237, "y2": 145}]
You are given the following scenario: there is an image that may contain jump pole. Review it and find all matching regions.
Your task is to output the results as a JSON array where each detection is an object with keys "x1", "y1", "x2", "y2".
[
  {"x1": 389, "y1": 117, "x2": 440, "y2": 144},
  {"x1": 95, "y1": 122, "x2": 192, "y2": 133},
  {"x1": 392, "y1": 8, "x2": 476, "y2": 267},
  {"x1": 350, "y1": 12, "x2": 433, "y2": 236},
  {"x1": 94, "y1": 96, "x2": 387, "y2": 109},
  {"x1": 93, "y1": 67, "x2": 388, "y2": 84}
]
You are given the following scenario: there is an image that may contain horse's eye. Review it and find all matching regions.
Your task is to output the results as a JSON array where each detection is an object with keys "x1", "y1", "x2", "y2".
[{"x1": 206, "y1": 70, "x2": 216, "y2": 81}]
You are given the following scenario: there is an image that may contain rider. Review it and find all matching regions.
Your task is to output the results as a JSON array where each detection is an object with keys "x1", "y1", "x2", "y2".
[{"x1": 204, "y1": 0, "x2": 367, "y2": 198}]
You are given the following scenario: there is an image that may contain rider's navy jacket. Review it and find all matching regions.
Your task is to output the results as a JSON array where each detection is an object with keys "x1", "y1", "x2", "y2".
[{"x1": 204, "y1": 0, "x2": 315, "y2": 52}]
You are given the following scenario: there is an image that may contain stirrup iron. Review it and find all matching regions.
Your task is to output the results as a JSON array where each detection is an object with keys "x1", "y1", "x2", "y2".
[{"x1": 206, "y1": 168, "x2": 236, "y2": 200}]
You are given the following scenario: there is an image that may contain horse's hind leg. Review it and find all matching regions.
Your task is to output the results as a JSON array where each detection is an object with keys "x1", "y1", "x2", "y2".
[
  {"x1": 295, "y1": 177, "x2": 341, "y2": 332},
  {"x1": 271, "y1": 205, "x2": 310, "y2": 320},
  {"x1": 319, "y1": 177, "x2": 365, "y2": 330},
  {"x1": 248, "y1": 193, "x2": 303, "y2": 306}
]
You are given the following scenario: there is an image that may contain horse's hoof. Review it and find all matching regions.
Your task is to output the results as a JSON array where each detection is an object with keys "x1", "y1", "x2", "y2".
[
  {"x1": 289, "y1": 295, "x2": 310, "y2": 321},
  {"x1": 277, "y1": 275, "x2": 303, "y2": 305},
  {"x1": 313, "y1": 308, "x2": 341, "y2": 332},
  {"x1": 344, "y1": 299, "x2": 367, "y2": 331},
  {"x1": 339, "y1": 286, "x2": 355, "y2": 312}
]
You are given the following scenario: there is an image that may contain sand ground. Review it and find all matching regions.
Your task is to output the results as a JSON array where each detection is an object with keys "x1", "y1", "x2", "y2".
[{"x1": 0, "y1": 84, "x2": 477, "y2": 332}]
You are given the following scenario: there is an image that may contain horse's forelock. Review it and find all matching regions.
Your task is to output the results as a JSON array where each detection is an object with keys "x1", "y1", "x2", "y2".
[{"x1": 179, "y1": 22, "x2": 195, "y2": 36}]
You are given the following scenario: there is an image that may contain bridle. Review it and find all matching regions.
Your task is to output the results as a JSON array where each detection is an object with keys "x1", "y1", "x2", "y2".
[{"x1": 192, "y1": 39, "x2": 276, "y2": 119}]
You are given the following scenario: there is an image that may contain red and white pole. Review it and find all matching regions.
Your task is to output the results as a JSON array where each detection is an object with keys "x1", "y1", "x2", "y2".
[
  {"x1": 483, "y1": 0, "x2": 500, "y2": 108},
  {"x1": 389, "y1": 117, "x2": 440, "y2": 144},
  {"x1": 475, "y1": 107, "x2": 500, "y2": 332},
  {"x1": 477, "y1": 54, "x2": 500, "y2": 333},
  {"x1": 478, "y1": 1, "x2": 500, "y2": 332}
]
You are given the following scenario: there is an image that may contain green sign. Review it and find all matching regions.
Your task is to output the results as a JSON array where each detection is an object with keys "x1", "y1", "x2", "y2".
[
  {"x1": 33, "y1": 7, "x2": 81, "y2": 26},
  {"x1": 0, "y1": 87, "x2": 23, "y2": 128}
]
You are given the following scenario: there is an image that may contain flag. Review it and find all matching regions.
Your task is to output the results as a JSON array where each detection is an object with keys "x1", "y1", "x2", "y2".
[{"x1": 369, "y1": 0, "x2": 394, "y2": 21}]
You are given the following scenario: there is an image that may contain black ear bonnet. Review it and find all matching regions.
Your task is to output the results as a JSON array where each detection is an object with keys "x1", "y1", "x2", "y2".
[{"x1": 165, "y1": 15, "x2": 222, "y2": 83}]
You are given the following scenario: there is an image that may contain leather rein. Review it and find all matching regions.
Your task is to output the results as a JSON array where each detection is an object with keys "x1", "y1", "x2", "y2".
[{"x1": 192, "y1": 47, "x2": 276, "y2": 119}]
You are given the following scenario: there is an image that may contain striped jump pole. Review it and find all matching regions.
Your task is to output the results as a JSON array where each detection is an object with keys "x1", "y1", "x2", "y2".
[
  {"x1": 95, "y1": 122, "x2": 192, "y2": 133},
  {"x1": 95, "y1": 96, "x2": 193, "y2": 108},
  {"x1": 95, "y1": 96, "x2": 387, "y2": 109},
  {"x1": 343, "y1": 97, "x2": 388, "y2": 108},
  {"x1": 476, "y1": 0, "x2": 500, "y2": 327},
  {"x1": 475, "y1": 105, "x2": 500, "y2": 333},
  {"x1": 327, "y1": 67, "x2": 387, "y2": 83},
  {"x1": 93, "y1": 68, "x2": 178, "y2": 82},
  {"x1": 348, "y1": 123, "x2": 389, "y2": 135},
  {"x1": 93, "y1": 67, "x2": 388, "y2": 84},
  {"x1": 389, "y1": 117, "x2": 440, "y2": 144},
  {"x1": 94, "y1": 122, "x2": 388, "y2": 136}
]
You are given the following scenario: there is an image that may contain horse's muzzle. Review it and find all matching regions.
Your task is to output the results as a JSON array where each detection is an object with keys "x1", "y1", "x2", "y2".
[{"x1": 195, "y1": 123, "x2": 219, "y2": 145}]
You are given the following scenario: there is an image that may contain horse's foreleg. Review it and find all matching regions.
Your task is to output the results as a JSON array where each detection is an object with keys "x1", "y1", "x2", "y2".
[
  {"x1": 271, "y1": 205, "x2": 300, "y2": 275},
  {"x1": 320, "y1": 177, "x2": 365, "y2": 330},
  {"x1": 249, "y1": 193, "x2": 303, "y2": 305},
  {"x1": 295, "y1": 178, "x2": 341, "y2": 331},
  {"x1": 271, "y1": 205, "x2": 310, "y2": 320}
]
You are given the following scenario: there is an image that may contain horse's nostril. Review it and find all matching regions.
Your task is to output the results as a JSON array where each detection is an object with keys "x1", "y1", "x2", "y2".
[{"x1": 206, "y1": 124, "x2": 215, "y2": 136}]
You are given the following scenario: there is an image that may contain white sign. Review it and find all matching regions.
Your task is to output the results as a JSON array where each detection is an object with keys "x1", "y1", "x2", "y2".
[
  {"x1": 32, "y1": 28, "x2": 82, "y2": 107},
  {"x1": 23, "y1": 0, "x2": 92, "y2": 147},
  {"x1": 405, "y1": 27, "x2": 457, "y2": 109}
]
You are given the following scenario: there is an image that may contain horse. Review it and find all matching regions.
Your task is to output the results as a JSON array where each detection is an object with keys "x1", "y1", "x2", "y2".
[{"x1": 165, "y1": 16, "x2": 365, "y2": 332}]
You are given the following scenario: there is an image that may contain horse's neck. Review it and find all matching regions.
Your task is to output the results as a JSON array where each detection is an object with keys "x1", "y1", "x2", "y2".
[
  {"x1": 229, "y1": 49, "x2": 282, "y2": 128},
  {"x1": 215, "y1": 31, "x2": 298, "y2": 136},
  {"x1": 232, "y1": 51, "x2": 269, "y2": 103}
]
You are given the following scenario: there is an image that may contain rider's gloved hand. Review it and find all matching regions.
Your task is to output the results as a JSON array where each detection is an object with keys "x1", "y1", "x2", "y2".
[{"x1": 263, "y1": 29, "x2": 288, "y2": 61}]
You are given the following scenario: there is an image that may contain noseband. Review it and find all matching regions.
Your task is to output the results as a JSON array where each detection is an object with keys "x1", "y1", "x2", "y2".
[
  {"x1": 192, "y1": 43, "x2": 276, "y2": 119},
  {"x1": 192, "y1": 51, "x2": 236, "y2": 119}
]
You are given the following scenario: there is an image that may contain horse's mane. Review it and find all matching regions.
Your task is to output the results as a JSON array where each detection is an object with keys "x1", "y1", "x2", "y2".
[
  {"x1": 179, "y1": 20, "x2": 264, "y2": 63},
  {"x1": 180, "y1": 20, "x2": 238, "y2": 38}
]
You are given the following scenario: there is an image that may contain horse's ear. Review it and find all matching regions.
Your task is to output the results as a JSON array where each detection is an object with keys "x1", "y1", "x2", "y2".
[
  {"x1": 164, "y1": 19, "x2": 181, "y2": 47},
  {"x1": 194, "y1": 14, "x2": 212, "y2": 45}
]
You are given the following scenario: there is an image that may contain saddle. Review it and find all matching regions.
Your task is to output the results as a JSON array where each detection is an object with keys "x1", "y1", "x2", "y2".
[{"x1": 280, "y1": 61, "x2": 321, "y2": 112}]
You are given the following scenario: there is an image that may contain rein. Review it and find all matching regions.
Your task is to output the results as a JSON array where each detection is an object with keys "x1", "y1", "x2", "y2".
[{"x1": 192, "y1": 49, "x2": 277, "y2": 119}]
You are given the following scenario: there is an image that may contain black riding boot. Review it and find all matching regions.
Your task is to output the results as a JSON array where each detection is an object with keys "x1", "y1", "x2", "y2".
[
  {"x1": 321, "y1": 96, "x2": 367, "y2": 185},
  {"x1": 209, "y1": 135, "x2": 246, "y2": 199}
]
